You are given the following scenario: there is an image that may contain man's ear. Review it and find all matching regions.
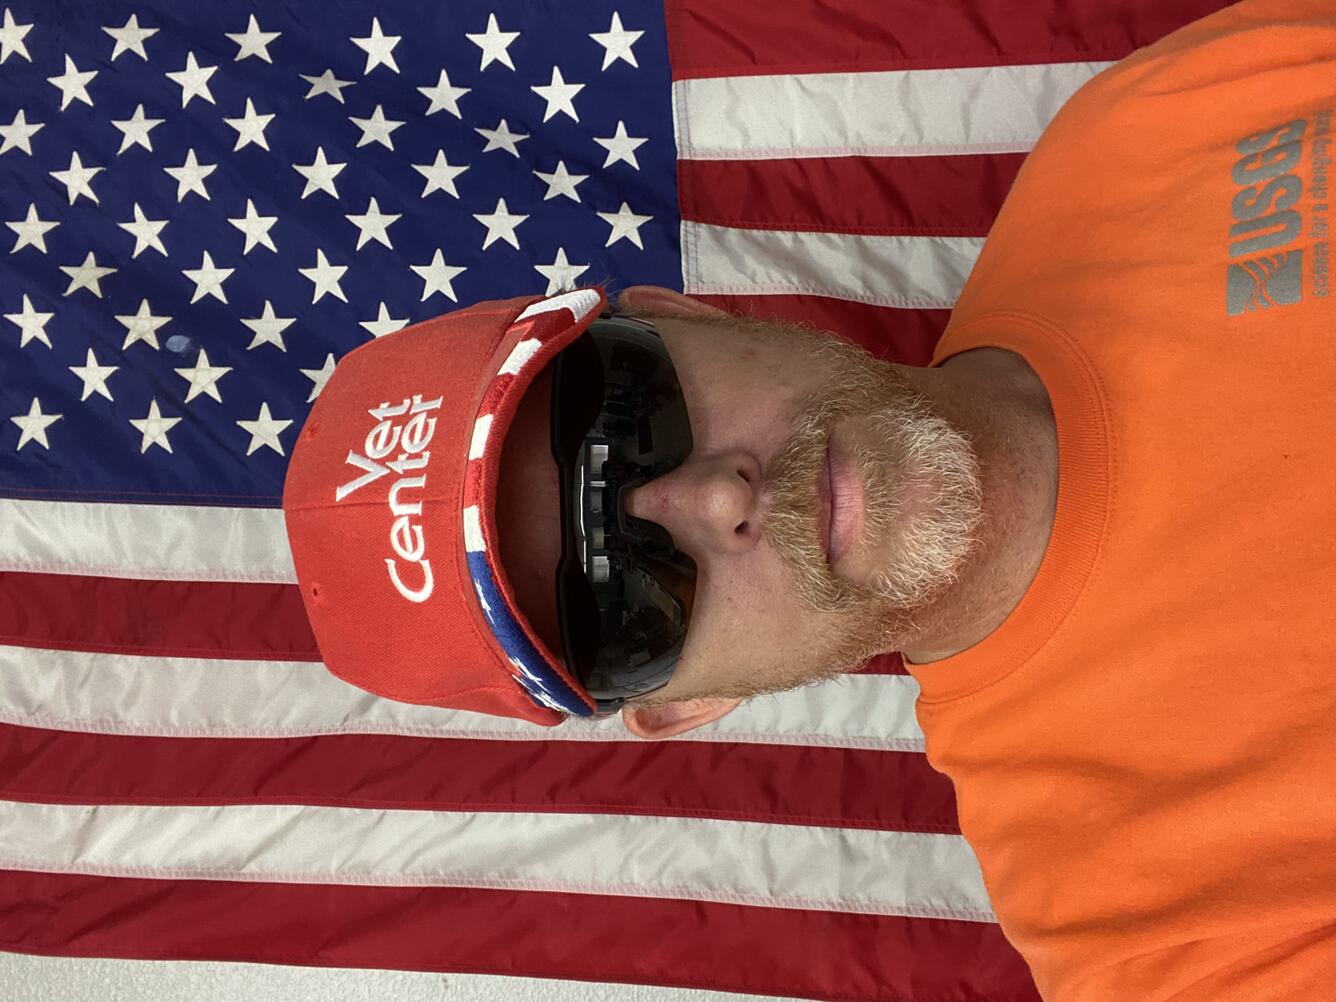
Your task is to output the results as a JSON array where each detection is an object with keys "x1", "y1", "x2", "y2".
[
  {"x1": 616, "y1": 285, "x2": 732, "y2": 320},
  {"x1": 622, "y1": 696, "x2": 743, "y2": 740}
]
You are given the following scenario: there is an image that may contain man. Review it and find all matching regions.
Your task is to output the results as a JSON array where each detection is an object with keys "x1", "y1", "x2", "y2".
[
  {"x1": 491, "y1": 282, "x2": 1057, "y2": 739},
  {"x1": 284, "y1": 0, "x2": 1336, "y2": 998}
]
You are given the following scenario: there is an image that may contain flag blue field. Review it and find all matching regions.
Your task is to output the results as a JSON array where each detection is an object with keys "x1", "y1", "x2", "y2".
[{"x1": 2, "y1": 1, "x2": 678, "y2": 500}]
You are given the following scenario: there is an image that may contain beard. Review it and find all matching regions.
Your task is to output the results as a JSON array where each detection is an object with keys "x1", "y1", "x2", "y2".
[
  {"x1": 613, "y1": 302, "x2": 986, "y2": 704},
  {"x1": 765, "y1": 326, "x2": 985, "y2": 613}
]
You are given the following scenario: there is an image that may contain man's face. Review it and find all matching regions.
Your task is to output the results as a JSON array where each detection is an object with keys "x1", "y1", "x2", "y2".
[{"x1": 494, "y1": 287, "x2": 984, "y2": 718}]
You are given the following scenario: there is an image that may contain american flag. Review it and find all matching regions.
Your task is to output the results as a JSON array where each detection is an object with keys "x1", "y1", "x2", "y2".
[{"x1": 0, "y1": 1, "x2": 1231, "y2": 999}]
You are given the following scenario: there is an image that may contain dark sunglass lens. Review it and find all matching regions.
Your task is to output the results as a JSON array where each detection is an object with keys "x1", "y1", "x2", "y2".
[
  {"x1": 554, "y1": 556, "x2": 601, "y2": 678},
  {"x1": 549, "y1": 318, "x2": 696, "y2": 707},
  {"x1": 551, "y1": 332, "x2": 604, "y2": 464}
]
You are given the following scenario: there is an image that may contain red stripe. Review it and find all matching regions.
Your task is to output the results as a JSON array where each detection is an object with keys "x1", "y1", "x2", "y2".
[
  {"x1": 856, "y1": 652, "x2": 907, "y2": 675},
  {"x1": 695, "y1": 295, "x2": 952, "y2": 369},
  {"x1": 0, "y1": 572, "x2": 904, "y2": 672},
  {"x1": 665, "y1": 0, "x2": 1235, "y2": 79},
  {"x1": 0, "y1": 724, "x2": 958, "y2": 833},
  {"x1": 0, "y1": 870, "x2": 1041, "y2": 1001},
  {"x1": 0, "y1": 573, "x2": 319, "y2": 661},
  {"x1": 678, "y1": 155, "x2": 1026, "y2": 237}
]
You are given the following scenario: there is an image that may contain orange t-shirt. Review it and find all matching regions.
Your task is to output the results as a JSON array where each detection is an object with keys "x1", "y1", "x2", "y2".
[{"x1": 910, "y1": 1, "x2": 1336, "y2": 998}]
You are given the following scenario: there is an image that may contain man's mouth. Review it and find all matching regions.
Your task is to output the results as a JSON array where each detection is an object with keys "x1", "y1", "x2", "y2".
[
  {"x1": 825, "y1": 438, "x2": 862, "y2": 568},
  {"x1": 822, "y1": 441, "x2": 834, "y2": 564}
]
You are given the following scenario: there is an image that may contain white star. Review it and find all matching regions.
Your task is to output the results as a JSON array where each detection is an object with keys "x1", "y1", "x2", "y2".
[
  {"x1": 418, "y1": 69, "x2": 469, "y2": 118},
  {"x1": 301, "y1": 354, "x2": 338, "y2": 401},
  {"x1": 164, "y1": 149, "x2": 216, "y2": 202},
  {"x1": 299, "y1": 248, "x2": 348, "y2": 303},
  {"x1": 11, "y1": 398, "x2": 61, "y2": 451},
  {"x1": 165, "y1": 52, "x2": 218, "y2": 107},
  {"x1": 237, "y1": 402, "x2": 293, "y2": 456},
  {"x1": 531, "y1": 65, "x2": 584, "y2": 123},
  {"x1": 466, "y1": 13, "x2": 519, "y2": 71},
  {"x1": 293, "y1": 146, "x2": 346, "y2": 199},
  {"x1": 412, "y1": 149, "x2": 469, "y2": 198},
  {"x1": 534, "y1": 247, "x2": 590, "y2": 296},
  {"x1": 346, "y1": 196, "x2": 400, "y2": 250},
  {"x1": 475, "y1": 119, "x2": 529, "y2": 158},
  {"x1": 129, "y1": 399, "x2": 181, "y2": 454},
  {"x1": 598, "y1": 202, "x2": 653, "y2": 249},
  {"x1": 590, "y1": 13, "x2": 644, "y2": 70},
  {"x1": 224, "y1": 97, "x2": 274, "y2": 151},
  {"x1": 116, "y1": 299, "x2": 171, "y2": 350},
  {"x1": 228, "y1": 198, "x2": 278, "y2": 254},
  {"x1": 50, "y1": 151, "x2": 102, "y2": 205},
  {"x1": 7, "y1": 203, "x2": 58, "y2": 253},
  {"x1": 1, "y1": 8, "x2": 33, "y2": 63},
  {"x1": 350, "y1": 17, "x2": 400, "y2": 74},
  {"x1": 411, "y1": 249, "x2": 466, "y2": 302},
  {"x1": 182, "y1": 250, "x2": 233, "y2": 304},
  {"x1": 59, "y1": 251, "x2": 116, "y2": 298},
  {"x1": 594, "y1": 120, "x2": 648, "y2": 170},
  {"x1": 510, "y1": 653, "x2": 560, "y2": 703},
  {"x1": 226, "y1": 14, "x2": 280, "y2": 63},
  {"x1": 69, "y1": 348, "x2": 118, "y2": 402},
  {"x1": 47, "y1": 54, "x2": 97, "y2": 110},
  {"x1": 473, "y1": 197, "x2": 529, "y2": 250},
  {"x1": 111, "y1": 103, "x2": 164, "y2": 155},
  {"x1": 117, "y1": 202, "x2": 168, "y2": 258},
  {"x1": 174, "y1": 347, "x2": 233, "y2": 403},
  {"x1": 359, "y1": 302, "x2": 409, "y2": 338},
  {"x1": 103, "y1": 13, "x2": 157, "y2": 61},
  {"x1": 0, "y1": 108, "x2": 43, "y2": 155},
  {"x1": 533, "y1": 160, "x2": 588, "y2": 202},
  {"x1": 5, "y1": 294, "x2": 54, "y2": 348},
  {"x1": 509, "y1": 653, "x2": 565, "y2": 710},
  {"x1": 348, "y1": 104, "x2": 404, "y2": 150},
  {"x1": 299, "y1": 69, "x2": 355, "y2": 103},
  {"x1": 240, "y1": 300, "x2": 295, "y2": 350}
]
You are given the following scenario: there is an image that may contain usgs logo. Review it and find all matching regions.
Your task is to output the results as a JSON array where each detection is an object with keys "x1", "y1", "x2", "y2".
[
  {"x1": 335, "y1": 393, "x2": 443, "y2": 603},
  {"x1": 1226, "y1": 118, "x2": 1308, "y2": 315}
]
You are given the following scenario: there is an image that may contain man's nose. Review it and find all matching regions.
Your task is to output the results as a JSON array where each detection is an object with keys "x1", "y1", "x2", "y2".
[{"x1": 621, "y1": 450, "x2": 766, "y2": 555}]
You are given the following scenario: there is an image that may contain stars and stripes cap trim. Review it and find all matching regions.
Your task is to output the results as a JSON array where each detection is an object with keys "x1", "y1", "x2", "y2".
[{"x1": 282, "y1": 287, "x2": 607, "y2": 726}]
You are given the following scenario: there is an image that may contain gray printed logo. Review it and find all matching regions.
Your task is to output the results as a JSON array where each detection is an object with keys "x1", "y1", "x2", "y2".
[
  {"x1": 1225, "y1": 118, "x2": 1306, "y2": 316},
  {"x1": 1224, "y1": 111, "x2": 1333, "y2": 315},
  {"x1": 1225, "y1": 250, "x2": 1303, "y2": 315}
]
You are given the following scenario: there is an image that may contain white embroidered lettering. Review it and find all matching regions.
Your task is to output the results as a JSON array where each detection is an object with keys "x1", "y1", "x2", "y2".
[
  {"x1": 334, "y1": 393, "x2": 445, "y2": 603},
  {"x1": 386, "y1": 556, "x2": 433, "y2": 603}
]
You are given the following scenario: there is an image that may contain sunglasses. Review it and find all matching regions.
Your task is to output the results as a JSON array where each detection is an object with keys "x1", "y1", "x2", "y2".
[{"x1": 549, "y1": 309, "x2": 696, "y2": 716}]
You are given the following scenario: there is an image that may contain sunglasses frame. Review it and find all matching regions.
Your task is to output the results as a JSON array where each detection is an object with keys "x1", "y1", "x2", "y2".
[{"x1": 548, "y1": 310, "x2": 697, "y2": 716}]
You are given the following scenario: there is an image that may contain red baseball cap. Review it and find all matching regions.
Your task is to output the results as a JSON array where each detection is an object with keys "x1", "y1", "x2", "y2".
[{"x1": 282, "y1": 288, "x2": 610, "y2": 726}]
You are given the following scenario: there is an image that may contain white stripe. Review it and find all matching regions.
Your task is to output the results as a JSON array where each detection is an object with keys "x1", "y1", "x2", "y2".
[
  {"x1": 498, "y1": 336, "x2": 542, "y2": 376},
  {"x1": 0, "y1": 497, "x2": 294, "y2": 582},
  {"x1": 0, "y1": 644, "x2": 926, "y2": 751},
  {"x1": 462, "y1": 503, "x2": 484, "y2": 552},
  {"x1": 0, "y1": 799, "x2": 994, "y2": 921},
  {"x1": 0, "y1": 954, "x2": 799, "y2": 1002},
  {"x1": 674, "y1": 61, "x2": 1114, "y2": 160},
  {"x1": 469, "y1": 414, "x2": 493, "y2": 459},
  {"x1": 516, "y1": 288, "x2": 601, "y2": 323},
  {"x1": 682, "y1": 222, "x2": 984, "y2": 309}
]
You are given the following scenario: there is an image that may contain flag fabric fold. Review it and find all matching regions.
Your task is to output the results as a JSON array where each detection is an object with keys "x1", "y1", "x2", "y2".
[{"x1": 0, "y1": 1, "x2": 1233, "y2": 998}]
